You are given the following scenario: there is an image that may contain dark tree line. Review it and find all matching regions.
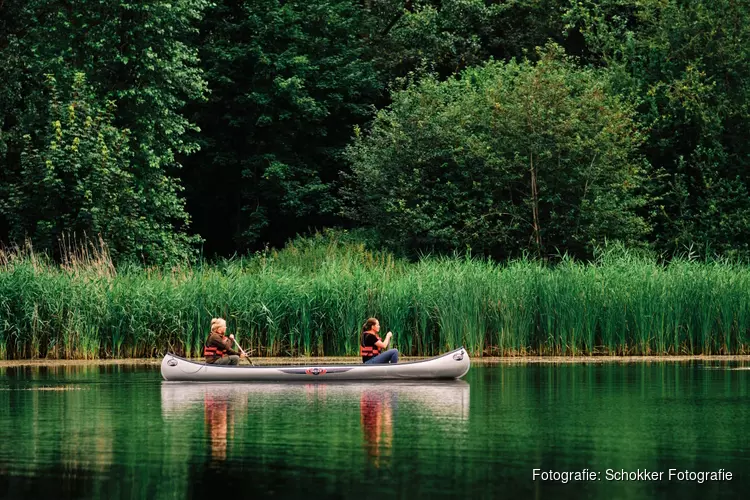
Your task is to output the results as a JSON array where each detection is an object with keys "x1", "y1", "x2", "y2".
[{"x1": 2, "y1": 0, "x2": 749, "y2": 263}]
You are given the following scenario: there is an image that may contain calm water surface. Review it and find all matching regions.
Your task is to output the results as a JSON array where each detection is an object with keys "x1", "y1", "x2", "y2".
[{"x1": 1, "y1": 362, "x2": 749, "y2": 499}]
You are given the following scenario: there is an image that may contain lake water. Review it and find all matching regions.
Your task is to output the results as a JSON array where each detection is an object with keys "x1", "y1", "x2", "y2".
[{"x1": 1, "y1": 362, "x2": 748, "y2": 499}]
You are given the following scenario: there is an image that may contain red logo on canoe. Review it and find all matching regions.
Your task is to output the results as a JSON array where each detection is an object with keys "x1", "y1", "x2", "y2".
[{"x1": 306, "y1": 368, "x2": 327, "y2": 376}]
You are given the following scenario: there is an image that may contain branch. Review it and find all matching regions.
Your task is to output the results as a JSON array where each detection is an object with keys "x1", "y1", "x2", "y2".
[{"x1": 380, "y1": 0, "x2": 413, "y2": 39}]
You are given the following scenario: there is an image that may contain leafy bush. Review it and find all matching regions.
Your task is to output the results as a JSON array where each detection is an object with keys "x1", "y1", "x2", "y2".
[{"x1": 346, "y1": 44, "x2": 650, "y2": 260}]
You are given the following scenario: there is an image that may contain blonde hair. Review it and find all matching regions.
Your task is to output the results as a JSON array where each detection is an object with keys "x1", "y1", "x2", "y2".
[{"x1": 210, "y1": 317, "x2": 227, "y2": 333}]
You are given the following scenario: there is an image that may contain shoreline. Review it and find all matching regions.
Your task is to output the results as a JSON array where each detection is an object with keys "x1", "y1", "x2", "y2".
[{"x1": 2, "y1": 354, "x2": 750, "y2": 368}]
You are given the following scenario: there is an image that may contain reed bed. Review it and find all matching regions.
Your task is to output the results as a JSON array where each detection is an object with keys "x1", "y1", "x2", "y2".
[{"x1": 2, "y1": 235, "x2": 750, "y2": 359}]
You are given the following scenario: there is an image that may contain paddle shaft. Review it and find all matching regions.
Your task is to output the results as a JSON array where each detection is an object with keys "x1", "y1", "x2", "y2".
[{"x1": 232, "y1": 338, "x2": 255, "y2": 366}]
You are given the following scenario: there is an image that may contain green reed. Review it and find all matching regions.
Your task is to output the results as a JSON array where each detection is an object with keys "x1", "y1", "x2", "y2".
[{"x1": 3, "y1": 236, "x2": 750, "y2": 359}]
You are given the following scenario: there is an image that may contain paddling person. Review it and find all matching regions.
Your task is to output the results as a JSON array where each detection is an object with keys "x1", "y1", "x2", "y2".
[
  {"x1": 204, "y1": 317, "x2": 244, "y2": 365},
  {"x1": 360, "y1": 317, "x2": 399, "y2": 364}
]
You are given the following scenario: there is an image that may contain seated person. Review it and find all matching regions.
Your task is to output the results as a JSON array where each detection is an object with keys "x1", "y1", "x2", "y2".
[
  {"x1": 360, "y1": 317, "x2": 399, "y2": 364},
  {"x1": 204, "y1": 317, "x2": 243, "y2": 365}
]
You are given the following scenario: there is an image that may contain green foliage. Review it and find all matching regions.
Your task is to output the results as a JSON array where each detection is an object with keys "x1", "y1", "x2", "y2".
[
  {"x1": 0, "y1": 0, "x2": 207, "y2": 264},
  {"x1": 346, "y1": 45, "x2": 650, "y2": 259},
  {"x1": 1, "y1": 73, "x2": 195, "y2": 264},
  {"x1": 3, "y1": 237, "x2": 750, "y2": 359},
  {"x1": 366, "y1": 0, "x2": 566, "y2": 79},
  {"x1": 185, "y1": 0, "x2": 381, "y2": 251},
  {"x1": 563, "y1": 0, "x2": 750, "y2": 258},
  {"x1": 3, "y1": 0, "x2": 750, "y2": 265}
]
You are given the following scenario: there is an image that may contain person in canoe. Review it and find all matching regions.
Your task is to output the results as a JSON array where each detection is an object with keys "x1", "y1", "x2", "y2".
[
  {"x1": 360, "y1": 317, "x2": 399, "y2": 364},
  {"x1": 204, "y1": 317, "x2": 244, "y2": 365}
]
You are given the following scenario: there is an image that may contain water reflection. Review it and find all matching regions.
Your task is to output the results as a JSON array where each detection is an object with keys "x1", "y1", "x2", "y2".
[
  {"x1": 360, "y1": 390, "x2": 393, "y2": 468},
  {"x1": 4, "y1": 363, "x2": 750, "y2": 499},
  {"x1": 161, "y1": 381, "x2": 470, "y2": 467},
  {"x1": 203, "y1": 392, "x2": 231, "y2": 461}
]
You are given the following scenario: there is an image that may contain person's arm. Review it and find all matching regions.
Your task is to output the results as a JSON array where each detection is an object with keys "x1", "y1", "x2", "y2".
[
  {"x1": 209, "y1": 334, "x2": 240, "y2": 356},
  {"x1": 207, "y1": 333, "x2": 225, "y2": 349},
  {"x1": 228, "y1": 334, "x2": 248, "y2": 357},
  {"x1": 375, "y1": 331, "x2": 392, "y2": 350},
  {"x1": 222, "y1": 336, "x2": 240, "y2": 356}
]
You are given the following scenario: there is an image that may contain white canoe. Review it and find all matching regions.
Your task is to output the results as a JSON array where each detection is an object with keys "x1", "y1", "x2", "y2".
[{"x1": 160, "y1": 346, "x2": 470, "y2": 381}]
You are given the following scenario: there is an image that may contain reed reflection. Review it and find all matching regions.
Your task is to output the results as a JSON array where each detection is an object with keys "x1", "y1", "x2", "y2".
[{"x1": 0, "y1": 380, "x2": 114, "y2": 478}]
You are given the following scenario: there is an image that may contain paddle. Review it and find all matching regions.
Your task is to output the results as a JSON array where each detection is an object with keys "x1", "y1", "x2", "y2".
[{"x1": 231, "y1": 336, "x2": 255, "y2": 366}]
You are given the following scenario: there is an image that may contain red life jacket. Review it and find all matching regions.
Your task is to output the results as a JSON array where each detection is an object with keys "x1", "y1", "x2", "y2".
[
  {"x1": 204, "y1": 345, "x2": 227, "y2": 358},
  {"x1": 360, "y1": 331, "x2": 382, "y2": 360}
]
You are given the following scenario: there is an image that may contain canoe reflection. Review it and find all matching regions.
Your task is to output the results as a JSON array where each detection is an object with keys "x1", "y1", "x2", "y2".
[{"x1": 161, "y1": 381, "x2": 469, "y2": 465}]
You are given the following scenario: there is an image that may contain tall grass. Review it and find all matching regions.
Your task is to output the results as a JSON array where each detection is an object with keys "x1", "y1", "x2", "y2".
[{"x1": 2, "y1": 234, "x2": 750, "y2": 359}]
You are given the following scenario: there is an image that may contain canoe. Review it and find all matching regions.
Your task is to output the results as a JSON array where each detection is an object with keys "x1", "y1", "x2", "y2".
[{"x1": 160, "y1": 346, "x2": 470, "y2": 381}]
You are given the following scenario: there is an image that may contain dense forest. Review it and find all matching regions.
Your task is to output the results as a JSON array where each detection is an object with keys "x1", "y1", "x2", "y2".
[{"x1": 2, "y1": 0, "x2": 749, "y2": 265}]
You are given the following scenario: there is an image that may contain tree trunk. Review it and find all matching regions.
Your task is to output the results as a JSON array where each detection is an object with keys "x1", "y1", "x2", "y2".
[{"x1": 530, "y1": 151, "x2": 542, "y2": 257}]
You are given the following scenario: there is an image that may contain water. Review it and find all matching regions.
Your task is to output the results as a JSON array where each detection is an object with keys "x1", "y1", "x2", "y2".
[{"x1": 1, "y1": 362, "x2": 749, "y2": 499}]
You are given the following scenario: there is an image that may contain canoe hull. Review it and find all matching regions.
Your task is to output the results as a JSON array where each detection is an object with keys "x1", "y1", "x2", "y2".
[{"x1": 160, "y1": 347, "x2": 470, "y2": 381}]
